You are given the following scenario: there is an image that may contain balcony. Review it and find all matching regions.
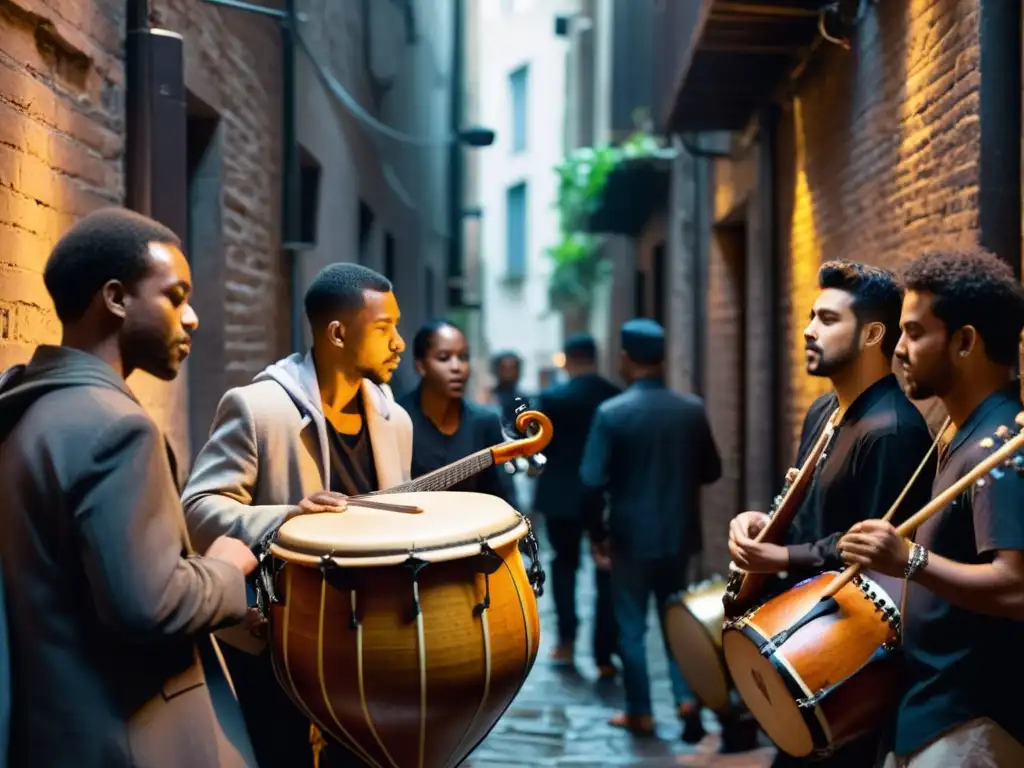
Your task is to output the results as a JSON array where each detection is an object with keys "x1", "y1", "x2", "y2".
[{"x1": 666, "y1": 0, "x2": 822, "y2": 132}]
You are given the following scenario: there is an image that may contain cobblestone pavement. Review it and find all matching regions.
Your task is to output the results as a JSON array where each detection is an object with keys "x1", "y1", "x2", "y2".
[{"x1": 464, "y1": 522, "x2": 777, "y2": 767}]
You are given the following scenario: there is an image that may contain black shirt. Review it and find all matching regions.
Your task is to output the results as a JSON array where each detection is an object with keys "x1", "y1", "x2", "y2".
[
  {"x1": 783, "y1": 375, "x2": 935, "y2": 579},
  {"x1": 324, "y1": 401, "x2": 378, "y2": 496},
  {"x1": 895, "y1": 384, "x2": 1024, "y2": 755},
  {"x1": 397, "y1": 385, "x2": 512, "y2": 503}
]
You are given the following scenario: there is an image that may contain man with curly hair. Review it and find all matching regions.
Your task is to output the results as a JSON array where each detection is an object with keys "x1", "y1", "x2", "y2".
[
  {"x1": 840, "y1": 247, "x2": 1024, "y2": 766},
  {"x1": 728, "y1": 260, "x2": 935, "y2": 766}
]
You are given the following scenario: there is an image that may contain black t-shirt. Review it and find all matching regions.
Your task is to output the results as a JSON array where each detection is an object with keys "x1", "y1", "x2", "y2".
[
  {"x1": 324, "y1": 403, "x2": 378, "y2": 496},
  {"x1": 780, "y1": 375, "x2": 935, "y2": 581},
  {"x1": 397, "y1": 385, "x2": 511, "y2": 503},
  {"x1": 895, "y1": 384, "x2": 1024, "y2": 755}
]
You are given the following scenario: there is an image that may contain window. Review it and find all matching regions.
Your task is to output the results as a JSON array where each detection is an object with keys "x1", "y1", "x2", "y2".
[
  {"x1": 424, "y1": 265, "x2": 435, "y2": 317},
  {"x1": 358, "y1": 199, "x2": 375, "y2": 265},
  {"x1": 509, "y1": 65, "x2": 528, "y2": 153},
  {"x1": 384, "y1": 232, "x2": 396, "y2": 282},
  {"x1": 298, "y1": 147, "x2": 322, "y2": 246},
  {"x1": 506, "y1": 182, "x2": 527, "y2": 279}
]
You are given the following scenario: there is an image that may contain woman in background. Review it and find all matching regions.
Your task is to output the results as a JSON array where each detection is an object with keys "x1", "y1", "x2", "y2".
[{"x1": 398, "y1": 319, "x2": 513, "y2": 504}]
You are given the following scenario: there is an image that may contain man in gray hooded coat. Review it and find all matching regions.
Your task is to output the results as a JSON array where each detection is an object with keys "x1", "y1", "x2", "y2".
[
  {"x1": 182, "y1": 262, "x2": 413, "y2": 767},
  {"x1": 0, "y1": 208, "x2": 258, "y2": 768}
]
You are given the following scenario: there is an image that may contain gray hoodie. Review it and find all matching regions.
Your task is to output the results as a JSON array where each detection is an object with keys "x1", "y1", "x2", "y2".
[{"x1": 250, "y1": 351, "x2": 398, "y2": 491}]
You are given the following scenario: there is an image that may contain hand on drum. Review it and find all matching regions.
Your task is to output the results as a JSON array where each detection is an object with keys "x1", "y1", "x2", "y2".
[
  {"x1": 838, "y1": 519, "x2": 911, "y2": 578},
  {"x1": 293, "y1": 491, "x2": 350, "y2": 517},
  {"x1": 728, "y1": 511, "x2": 788, "y2": 573}
]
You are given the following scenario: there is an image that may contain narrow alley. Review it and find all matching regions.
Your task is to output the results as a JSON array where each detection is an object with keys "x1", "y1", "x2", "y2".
[{"x1": 465, "y1": 526, "x2": 776, "y2": 767}]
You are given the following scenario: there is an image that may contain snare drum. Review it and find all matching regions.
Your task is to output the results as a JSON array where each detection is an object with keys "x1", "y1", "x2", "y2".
[
  {"x1": 256, "y1": 492, "x2": 544, "y2": 768},
  {"x1": 721, "y1": 570, "x2": 902, "y2": 759},
  {"x1": 663, "y1": 577, "x2": 731, "y2": 713}
]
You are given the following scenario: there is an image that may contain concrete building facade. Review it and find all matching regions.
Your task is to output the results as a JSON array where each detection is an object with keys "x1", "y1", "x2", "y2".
[{"x1": 0, "y1": 0, "x2": 455, "y2": 468}]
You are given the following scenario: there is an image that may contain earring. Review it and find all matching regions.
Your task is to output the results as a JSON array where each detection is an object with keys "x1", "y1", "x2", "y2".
[{"x1": 960, "y1": 350, "x2": 968, "y2": 357}]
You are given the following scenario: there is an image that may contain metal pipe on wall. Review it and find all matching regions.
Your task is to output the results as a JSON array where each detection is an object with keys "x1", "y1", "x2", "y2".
[
  {"x1": 447, "y1": 0, "x2": 465, "y2": 308},
  {"x1": 280, "y1": 0, "x2": 304, "y2": 353},
  {"x1": 977, "y1": 0, "x2": 1022, "y2": 279}
]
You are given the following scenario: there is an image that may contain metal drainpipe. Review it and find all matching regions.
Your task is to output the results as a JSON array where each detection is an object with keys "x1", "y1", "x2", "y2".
[
  {"x1": 281, "y1": 0, "x2": 304, "y2": 353},
  {"x1": 978, "y1": 0, "x2": 1022, "y2": 280},
  {"x1": 446, "y1": 0, "x2": 465, "y2": 309}
]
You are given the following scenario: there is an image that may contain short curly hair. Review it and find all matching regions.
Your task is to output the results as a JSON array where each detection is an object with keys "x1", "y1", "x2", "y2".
[
  {"x1": 818, "y1": 260, "x2": 903, "y2": 358},
  {"x1": 43, "y1": 207, "x2": 180, "y2": 323},
  {"x1": 303, "y1": 262, "x2": 392, "y2": 328},
  {"x1": 901, "y1": 248, "x2": 1024, "y2": 366}
]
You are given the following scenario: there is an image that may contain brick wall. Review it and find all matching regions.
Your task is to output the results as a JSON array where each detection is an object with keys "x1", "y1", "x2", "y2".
[
  {"x1": 0, "y1": 0, "x2": 124, "y2": 369},
  {"x1": 775, "y1": 0, "x2": 981, "y2": 458}
]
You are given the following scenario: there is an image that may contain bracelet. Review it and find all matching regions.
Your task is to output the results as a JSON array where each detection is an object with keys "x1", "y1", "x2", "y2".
[{"x1": 904, "y1": 543, "x2": 929, "y2": 580}]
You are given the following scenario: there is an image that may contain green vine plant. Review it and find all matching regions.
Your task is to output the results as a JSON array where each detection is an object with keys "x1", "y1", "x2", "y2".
[{"x1": 546, "y1": 130, "x2": 665, "y2": 316}]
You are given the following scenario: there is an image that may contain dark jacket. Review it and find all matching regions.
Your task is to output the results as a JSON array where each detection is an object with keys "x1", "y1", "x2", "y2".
[
  {"x1": 398, "y1": 384, "x2": 512, "y2": 504},
  {"x1": 533, "y1": 372, "x2": 621, "y2": 520},
  {"x1": 580, "y1": 377, "x2": 722, "y2": 560},
  {"x1": 0, "y1": 346, "x2": 255, "y2": 768}
]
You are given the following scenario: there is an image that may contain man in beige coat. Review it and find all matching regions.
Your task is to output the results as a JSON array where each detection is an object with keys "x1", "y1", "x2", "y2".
[
  {"x1": 0, "y1": 208, "x2": 258, "y2": 767},
  {"x1": 183, "y1": 263, "x2": 413, "y2": 767}
]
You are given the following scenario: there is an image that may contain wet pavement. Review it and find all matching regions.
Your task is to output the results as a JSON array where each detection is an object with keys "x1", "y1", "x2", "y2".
[{"x1": 464, "y1": 523, "x2": 777, "y2": 767}]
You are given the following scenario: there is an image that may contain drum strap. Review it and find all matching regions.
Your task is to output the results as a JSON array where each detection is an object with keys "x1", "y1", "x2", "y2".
[{"x1": 897, "y1": 423, "x2": 950, "y2": 643}]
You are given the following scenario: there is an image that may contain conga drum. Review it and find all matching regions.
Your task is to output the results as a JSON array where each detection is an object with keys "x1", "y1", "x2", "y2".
[
  {"x1": 255, "y1": 491, "x2": 544, "y2": 768},
  {"x1": 721, "y1": 570, "x2": 902, "y2": 759},
  {"x1": 663, "y1": 577, "x2": 731, "y2": 713}
]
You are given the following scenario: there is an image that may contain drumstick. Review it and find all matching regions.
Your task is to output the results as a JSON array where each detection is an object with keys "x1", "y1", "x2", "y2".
[
  {"x1": 346, "y1": 499, "x2": 424, "y2": 514},
  {"x1": 823, "y1": 411, "x2": 1024, "y2": 599}
]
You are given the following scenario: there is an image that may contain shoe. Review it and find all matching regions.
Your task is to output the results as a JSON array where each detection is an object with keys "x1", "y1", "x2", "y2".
[
  {"x1": 608, "y1": 712, "x2": 655, "y2": 736},
  {"x1": 678, "y1": 702, "x2": 706, "y2": 744},
  {"x1": 596, "y1": 663, "x2": 617, "y2": 679},
  {"x1": 549, "y1": 644, "x2": 574, "y2": 662}
]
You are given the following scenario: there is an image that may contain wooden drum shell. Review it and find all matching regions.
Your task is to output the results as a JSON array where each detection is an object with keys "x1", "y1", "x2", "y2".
[
  {"x1": 721, "y1": 571, "x2": 902, "y2": 758},
  {"x1": 268, "y1": 538, "x2": 540, "y2": 768}
]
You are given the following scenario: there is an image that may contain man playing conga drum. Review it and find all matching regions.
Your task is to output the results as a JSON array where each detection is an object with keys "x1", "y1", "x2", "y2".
[
  {"x1": 182, "y1": 263, "x2": 413, "y2": 768},
  {"x1": 840, "y1": 249, "x2": 1024, "y2": 767},
  {"x1": 728, "y1": 260, "x2": 935, "y2": 767}
]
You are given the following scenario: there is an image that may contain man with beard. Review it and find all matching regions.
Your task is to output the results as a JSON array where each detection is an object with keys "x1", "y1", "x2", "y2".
[
  {"x1": 728, "y1": 260, "x2": 935, "y2": 767},
  {"x1": 839, "y1": 249, "x2": 1024, "y2": 766},
  {"x1": 0, "y1": 209, "x2": 258, "y2": 767},
  {"x1": 182, "y1": 262, "x2": 413, "y2": 768}
]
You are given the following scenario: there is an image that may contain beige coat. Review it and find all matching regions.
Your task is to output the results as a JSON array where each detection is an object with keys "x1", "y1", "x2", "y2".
[{"x1": 181, "y1": 352, "x2": 413, "y2": 653}]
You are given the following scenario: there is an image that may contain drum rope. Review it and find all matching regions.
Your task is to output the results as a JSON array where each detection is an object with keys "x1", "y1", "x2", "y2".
[
  {"x1": 446, "y1": 540, "x2": 499, "y2": 768},
  {"x1": 445, "y1": 608, "x2": 492, "y2": 768},
  {"x1": 353, "y1": 588, "x2": 400, "y2": 768},
  {"x1": 316, "y1": 577, "x2": 383, "y2": 768},
  {"x1": 414, "y1": 577, "x2": 428, "y2": 768}
]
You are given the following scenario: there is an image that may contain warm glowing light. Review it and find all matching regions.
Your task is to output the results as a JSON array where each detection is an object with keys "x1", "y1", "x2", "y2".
[
  {"x1": 552, "y1": 352, "x2": 566, "y2": 368},
  {"x1": 789, "y1": 97, "x2": 831, "y2": 430}
]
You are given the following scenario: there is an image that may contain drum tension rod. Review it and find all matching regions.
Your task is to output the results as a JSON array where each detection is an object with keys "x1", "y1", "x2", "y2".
[
  {"x1": 404, "y1": 557, "x2": 430, "y2": 620},
  {"x1": 469, "y1": 542, "x2": 503, "y2": 617},
  {"x1": 318, "y1": 555, "x2": 361, "y2": 629}
]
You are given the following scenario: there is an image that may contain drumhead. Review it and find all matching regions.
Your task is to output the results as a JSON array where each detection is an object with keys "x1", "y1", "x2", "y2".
[
  {"x1": 664, "y1": 580, "x2": 731, "y2": 713},
  {"x1": 722, "y1": 628, "x2": 813, "y2": 757},
  {"x1": 271, "y1": 491, "x2": 528, "y2": 566}
]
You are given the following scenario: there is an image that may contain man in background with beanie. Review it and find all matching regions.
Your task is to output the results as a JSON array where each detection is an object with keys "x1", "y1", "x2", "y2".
[
  {"x1": 534, "y1": 333, "x2": 621, "y2": 675},
  {"x1": 580, "y1": 318, "x2": 722, "y2": 740}
]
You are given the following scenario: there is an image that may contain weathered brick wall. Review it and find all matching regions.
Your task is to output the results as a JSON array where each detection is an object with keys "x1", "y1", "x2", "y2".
[
  {"x1": 0, "y1": 0, "x2": 124, "y2": 369},
  {"x1": 775, "y1": 0, "x2": 981, "y2": 458}
]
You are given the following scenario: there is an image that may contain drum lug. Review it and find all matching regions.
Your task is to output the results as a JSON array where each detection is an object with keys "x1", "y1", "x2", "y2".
[
  {"x1": 254, "y1": 530, "x2": 284, "y2": 613},
  {"x1": 404, "y1": 556, "x2": 430, "y2": 620}
]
